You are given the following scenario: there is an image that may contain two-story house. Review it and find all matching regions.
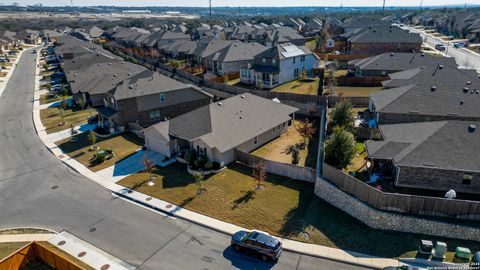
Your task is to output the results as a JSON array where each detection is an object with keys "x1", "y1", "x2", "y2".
[
  {"x1": 97, "y1": 69, "x2": 212, "y2": 133},
  {"x1": 239, "y1": 43, "x2": 319, "y2": 89}
]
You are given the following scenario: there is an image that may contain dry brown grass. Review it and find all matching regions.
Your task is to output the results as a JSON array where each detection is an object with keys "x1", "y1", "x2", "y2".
[
  {"x1": 56, "y1": 132, "x2": 144, "y2": 172},
  {"x1": 251, "y1": 120, "x2": 318, "y2": 168},
  {"x1": 39, "y1": 107, "x2": 96, "y2": 134},
  {"x1": 272, "y1": 77, "x2": 319, "y2": 95}
]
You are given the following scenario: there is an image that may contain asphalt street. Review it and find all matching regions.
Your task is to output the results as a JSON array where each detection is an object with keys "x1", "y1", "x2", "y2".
[
  {"x1": 407, "y1": 26, "x2": 480, "y2": 71},
  {"x1": 0, "y1": 48, "x2": 373, "y2": 270}
]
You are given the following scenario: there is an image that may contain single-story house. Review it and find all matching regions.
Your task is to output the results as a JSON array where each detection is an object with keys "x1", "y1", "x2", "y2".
[
  {"x1": 144, "y1": 93, "x2": 298, "y2": 166},
  {"x1": 365, "y1": 121, "x2": 480, "y2": 195}
]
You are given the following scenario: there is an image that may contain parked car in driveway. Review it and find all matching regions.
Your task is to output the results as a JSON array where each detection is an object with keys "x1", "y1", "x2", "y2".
[{"x1": 231, "y1": 230, "x2": 282, "y2": 261}]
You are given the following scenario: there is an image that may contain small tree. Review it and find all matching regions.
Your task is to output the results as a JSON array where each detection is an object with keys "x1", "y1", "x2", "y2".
[
  {"x1": 70, "y1": 124, "x2": 77, "y2": 136},
  {"x1": 296, "y1": 119, "x2": 316, "y2": 146},
  {"x1": 329, "y1": 101, "x2": 354, "y2": 131},
  {"x1": 142, "y1": 155, "x2": 155, "y2": 180},
  {"x1": 324, "y1": 127, "x2": 356, "y2": 169},
  {"x1": 193, "y1": 171, "x2": 206, "y2": 195},
  {"x1": 252, "y1": 160, "x2": 266, "y2": 190},
  {"x1": 87, "y1": 131, "x2": 97, "y2": 149},
  {"x1": 291, "y1": 147, "x2": 300, "y2": 165}
]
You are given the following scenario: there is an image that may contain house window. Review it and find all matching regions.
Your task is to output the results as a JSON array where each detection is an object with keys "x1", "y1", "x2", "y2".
[
  {"x1": 283, "y1": 122, "x2": 287, "y2": 128},
  {"x1": 150, "y1": 110, "x2": 161, "y2": 121},
  {"x1": 262, "y1": 58, "x2": 266, "y2": 63},
  {"x1": 462, "y1": 174, "x2": 473, "y2": 185},
  {"x1": 160, "y1": 94, "x2": 166, "y2": 102},
  {"x1": 294, "y1": 68, "x2": 299, "y2": 77},
  {"x1": 293, "y1": 57, "x2": 296, "y2": 63},
  {"x1": 197, "y1": 145, "x2": 206, "y2": 158},
  {"x1": 253, "y1": 136, "x2": 258, "y2": 145},
  {"x1": 272, "y1": 59, "x2": 276, "y2": 64},
  {"x1": 300, "y1": 55, "x2": 305, "y2": 62}
]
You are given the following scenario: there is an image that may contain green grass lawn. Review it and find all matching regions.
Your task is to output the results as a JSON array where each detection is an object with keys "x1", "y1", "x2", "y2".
[
  {"x1": 56, "y1": 132, "x2": 144, "y2": 172},
  {"x1": 272, "y1": 77, "x2": 319, "y2": 95},
  {"x1": 118, "y1": 161, "x2": 480, "y2": 258},
  {"x1": 0, "y1": 242, "x2": 28, "y2": 260},
  {"x1": 225, "y1": 78, "x2": 240, "y2": 86},
  {"x1": 39, "y1": 107, "x2": 96, "y2": 134},
  {"x1": 252, "y1": 120, "x2": 318, "y2": 168},
  {"x1": 39, "y1": 93, "x2": 72, "y2": 105}
]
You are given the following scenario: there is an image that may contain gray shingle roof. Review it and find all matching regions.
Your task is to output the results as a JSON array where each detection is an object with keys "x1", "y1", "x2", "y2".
[
  {"x1": 383, "y1": 65, "x2": 479, "y2": 88},
  {"x1": 350, "y1": 52, "x2": 457, "y2": 74},
  {"x1": 109, "y1": 69, "x2": 197, "y2": 100},
  {"x1": 366, "y1": 121, "x2": 480, "y2": 172},
  {"x1": 349, "y1": 26, "x2": 422, "y2": 44},
  {"x1": 205, "y1": 41, "x2": 267, "y2": 63},
  {"x1": 371, "y1": 77, "x2": 480, "y2": 119},
  {"x1": 151, "y1": 93, "x2": 298, "y2": 153}
]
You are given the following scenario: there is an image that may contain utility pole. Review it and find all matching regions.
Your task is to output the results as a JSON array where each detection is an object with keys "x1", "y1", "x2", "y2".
[
  {"x1": 382, "y1": 0, "x2": 386, "y2": 14},
  {"x1": 70, "y1": 0, "x2": 73, "y2": 7},
  {"x1": 209, "y1": 0, "x2": 212, "y2": 22},
  {"x1": 419, "y1": 0, "x2": 423, "y2": 15}
]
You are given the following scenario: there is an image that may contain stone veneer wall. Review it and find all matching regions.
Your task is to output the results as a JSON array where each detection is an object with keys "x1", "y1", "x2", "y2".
[{"x1": 314, "y1": 176, "x2": 480, "y2": 241}]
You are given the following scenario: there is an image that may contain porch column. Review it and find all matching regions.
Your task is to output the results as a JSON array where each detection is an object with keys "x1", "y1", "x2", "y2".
[{"x1": 269, "y1": 73, "x2": 272, "y2": 86}]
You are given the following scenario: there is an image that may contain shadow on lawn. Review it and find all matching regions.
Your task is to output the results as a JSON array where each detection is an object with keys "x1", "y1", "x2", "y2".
[
  {"x1": 158, "y1": 162, "x2": 198, "y2": 189},
  {"x1": 231, "y1": 190, "x2": 255, "y2": 210}
]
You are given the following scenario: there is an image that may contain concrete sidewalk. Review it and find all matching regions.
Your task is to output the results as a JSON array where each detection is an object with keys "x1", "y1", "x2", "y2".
[
  {"x1": 30, "y1": 45, "x2": 401, "y2": 270},
  {"x1": 0, "y1": 234, "x2": 54, "y2": 243}
]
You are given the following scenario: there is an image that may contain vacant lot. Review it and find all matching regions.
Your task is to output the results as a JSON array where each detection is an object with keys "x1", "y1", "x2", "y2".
[
  {"x1": 118, "y1": 162, "x2": 480, "y2": 258},
  {"x1": 56, "y1": 132, "x2": 144, "y2": 172},
  {"x1": 40, "y1": 107, "x2": 96, "y2": 134},
  {"x1": 252, "y1": 120, "x2": 318, "y2": 168},
  {"x1": 272, "y1": 77, "x2": 319, "y2": 95}
]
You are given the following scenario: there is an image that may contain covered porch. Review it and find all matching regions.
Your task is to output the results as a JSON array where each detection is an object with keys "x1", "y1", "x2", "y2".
[{"x1": 96, "y1": 106, "x2": 123, "y2": 134}]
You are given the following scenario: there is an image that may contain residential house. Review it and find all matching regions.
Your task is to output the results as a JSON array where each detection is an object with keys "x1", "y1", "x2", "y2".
[
  {"x1": 143, "y1": 93, "x2": 298, "y2": 166},
  {"x1": 382, "y1": 64, "x2": 478, "y2": 89},
  {"x1": 97, "y1": 69, "x2": 212, "y2": 132},
  {"x1": 365, "y1": 121, "x2": 480, "y2": 195},
  {"x1": 240, "y1": 43, "x2": 320, "y2": 89},
  {"x1": 347, "y1": 26, "x2": 422, "y2": 55},
  {"x1": 203, "y1": 40, "x2": 267, "y2": 77},
  {"x1": 348, "y1": 52, "x2": 457, "y2": 77},
  {"x1": 369, "y1": 79, "x2": 480, "y2": 124}
]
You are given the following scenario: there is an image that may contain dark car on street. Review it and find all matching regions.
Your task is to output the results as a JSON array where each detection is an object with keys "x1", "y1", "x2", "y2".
[{"x1": 231, "y1": 230, "x2": 282, "y2": 261}]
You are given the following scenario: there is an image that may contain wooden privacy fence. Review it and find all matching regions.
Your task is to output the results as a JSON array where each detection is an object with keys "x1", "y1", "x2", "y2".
[
  {"x1": 322, "y1": 162, "x2": 480, "y2": 221},
  {"x1": 235, "y1": 149, "x2": 316, "y2": 182},
  {"x1": 0, "y1": 242, "x2": 85, "y2": 270}
]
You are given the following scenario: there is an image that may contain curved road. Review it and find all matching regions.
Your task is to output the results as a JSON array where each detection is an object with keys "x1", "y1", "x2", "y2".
[{"x1": 0, "y1": 48, "x2": 372, "y2": 270}]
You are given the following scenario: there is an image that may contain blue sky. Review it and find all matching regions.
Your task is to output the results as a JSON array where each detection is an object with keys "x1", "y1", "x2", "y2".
[{"x1": 12, "y1": 0, "x2": 480, "y2": 7}]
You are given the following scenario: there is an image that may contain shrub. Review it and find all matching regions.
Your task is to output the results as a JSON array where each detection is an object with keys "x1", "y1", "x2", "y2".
[
  {"x1": 184, "y1": 151, "x2": 192, "y2": 163},
  {"x1": 204, "y1": 161, "x2": 213, "y2": 170},
  {"x1": 291, "y1": 147, "x2": 300, "y2": 165},
  {"x1": 212, "y1": 162, "x2": 221, "y2": 170}
]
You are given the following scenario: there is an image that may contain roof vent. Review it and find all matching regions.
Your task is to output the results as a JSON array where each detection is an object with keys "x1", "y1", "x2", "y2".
[
  {"x1": 390, "y1": 53, "x2": 394, "y2": 56},
  {"x1": 420, "y1": 66, "x2": 425, "y2": 69},
  {"x1": 129, "y1": 85, "x2": 134, "y2": 89},
  {"x1": 477, "y1": 90, "x2": 480, "y2": 94},
  {"x1": 108, "y1": 62, "x2": 112, "y2": 65},
  {"x1": 421, "y1": 53, "x2": 425, "y2": 57},
  {"x1": 113, "y1": 73, "x2": 117, "y2": 77},
  {"x1": 460, "y1": 100, "x2": 464, "y2": 105},
  {"x1": 97, "y1": 63, "x2": 101, "y2": 66},
  {"x1": 438, "y1": 65, "x2": 444, "y2": 70},
  {"x1": 218, "y1": 102, "x2": 223, "y2": 106},
  {"x1": 467, "y1": 81, "x2": 472, "y2": 85},
  {"x1": 468, "y1": 124, "x2": 476, "y2": 133},
  {"x1": 74, "y1": 73, "x2": 77, "y2": 76},
  {"x1": 121, "y1": 61, "x2": 125, "y2": 64},
  {"x1": 430, "y1": 85, "x2": 437, "y2": 92},
  {"x1": 128, "y1": 72, "x2": 131, "y2": 75},
  {"x1": 240, "y1": 95, "x2": 245, "y2": 98},
  {"x1": 464, "y1": 87, "x2": 469, "y2": 93}
]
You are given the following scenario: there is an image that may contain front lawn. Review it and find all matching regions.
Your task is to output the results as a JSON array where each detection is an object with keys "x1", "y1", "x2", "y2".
[
  {"x1": 251, "y1": 120, "x2": 318, "y2": 168},
  {"x1": 118, "y1": 162, "x2": 480, "y2": 258},
  {"x1": 39, "y1": 93, "x2": 72, "y2": 105},
  {"x1": 39, "y1": 107, "x2": 96, "y2": 134},
  {"x1": 272, "y1": 77, "x2": 319, "y2": 95},
  {"x1": 331, "y1": 86, "x2": 383, "y2": 97},
  {"x1": 56, "y1": 132, "x2": 144, "y2": 172}
]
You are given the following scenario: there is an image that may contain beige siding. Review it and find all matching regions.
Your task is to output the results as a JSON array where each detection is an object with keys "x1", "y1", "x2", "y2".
[
  {"x1": 236, "y1": 121, "x2": 289, "y2": 152},
  {"x1": 144, "y1": 128, "x2": 171, "y2": 157},
  {"x1": 136, "y1": 88, "x2": 210, "y2": 112}
]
